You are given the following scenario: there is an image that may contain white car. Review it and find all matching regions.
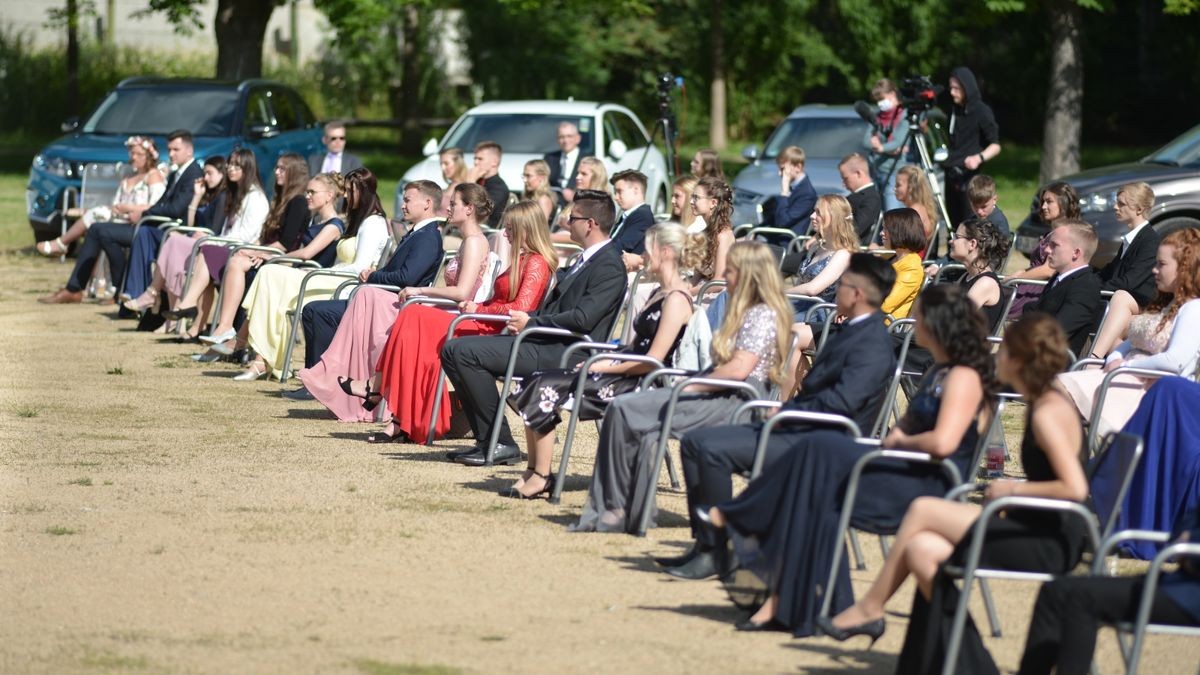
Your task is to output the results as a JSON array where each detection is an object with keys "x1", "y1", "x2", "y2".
[{"x1": 395, "y1": 100, "x2": 671, "y2": 218}]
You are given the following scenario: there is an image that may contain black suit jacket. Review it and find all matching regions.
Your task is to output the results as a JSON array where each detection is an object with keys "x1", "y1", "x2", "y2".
[
  {"x1": 775, "y1": 175, "x2": 818, "y2": 235},
  {"x1": 1026, "y1": 268, "x2": 1102, "y2": 356},
  {"x1": 527, "y1": 240, "x2": 628, "y2": 345},
  {"x1": 847, "y1": 185, "x2": 883, "y2": 245},
  {"x1": 144, "y1": 160, "x2": 203, "y2": 222},
  {"x1": 366, "y1": 220, "x2": 444, "y2": 288},
  {"x1": 307, "y1": 151, "x2": 364, "y2": 177},
  {"x1": 480, "y1": 175, "x2": 510, "y2": 228},
  {"x1": 544, "y1": 150, "x2": 582, "y2": 190},
  {"x1": 611, "y1": 204, "x2": 655, "y2": 255},
  {"x1": 1097, "y1": 224, "x2": 1160, "y2": 307},
  {"x1": 782, "y1": 312, "x2": 896, "y2": 433}
]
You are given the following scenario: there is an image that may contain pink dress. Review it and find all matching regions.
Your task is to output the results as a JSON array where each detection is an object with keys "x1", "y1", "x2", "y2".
[{"x1": 156, "y1": 233, "x2": 202, "y2": 297}]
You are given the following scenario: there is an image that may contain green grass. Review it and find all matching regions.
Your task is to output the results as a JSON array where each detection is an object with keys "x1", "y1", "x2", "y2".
[
  {"x1": 45, "y1": 525, "x2": 79, "y2": 536},
  {"x1": 352, "y1": 659, "x2": 462, "y2": 675},
  {"x1": 14, "y1": 406, "x2": 39, "y2": 418},
  {"x1": 67, "y1": 477, "x2": 93, "y2": 487}
]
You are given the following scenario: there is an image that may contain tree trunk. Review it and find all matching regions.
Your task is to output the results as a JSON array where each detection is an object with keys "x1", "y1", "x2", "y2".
[
  {"x1": 66, "y1": 0, "x2": 79, "y2": 118},
  {"x1": 213, "y1": 0, "x2": 276, "y2": 80},
  {"x1": 399, "y1": 5, "x2": 423, "y2": 154},
  {"x1": 1039, "y1": 0, "x2": 1083, "y2": 183},
  {"x1": 708, "y1": 0, "x2": 727, "y2": 152}
]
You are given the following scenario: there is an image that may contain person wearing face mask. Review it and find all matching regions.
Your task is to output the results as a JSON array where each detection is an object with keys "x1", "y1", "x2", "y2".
[{"x1": 863, "y1": 78, "x2": 911, "y2": 212}]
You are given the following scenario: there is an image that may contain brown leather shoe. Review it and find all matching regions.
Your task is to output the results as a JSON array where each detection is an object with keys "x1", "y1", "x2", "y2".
[{"x1": 37, "y1": 288, "x2": 84, "y2": 304}]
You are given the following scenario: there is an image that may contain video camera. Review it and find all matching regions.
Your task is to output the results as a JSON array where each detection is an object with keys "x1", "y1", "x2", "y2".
[{"x1": 899, "y1": 75, "x2": 943, "y2": 113}]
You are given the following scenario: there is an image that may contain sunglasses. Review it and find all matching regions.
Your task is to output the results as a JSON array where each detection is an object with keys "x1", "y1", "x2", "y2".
[{"x1": 327, "y1": 135, "x2": 346, "y2": 141}]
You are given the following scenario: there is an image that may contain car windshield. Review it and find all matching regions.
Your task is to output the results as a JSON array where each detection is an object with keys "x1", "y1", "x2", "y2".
[
  {"x1": 1146, "y1": 123, "x2": 1200, "y2": 166},
  {"x1": 83, "y1": 88, "x2": 239, "y2": 136},
  {"x1": 762, "y1": 116, "x2": 869, "y2": 160},
  {"x1": 442, "y1": 114, "x2": 596, "y2": 155}
]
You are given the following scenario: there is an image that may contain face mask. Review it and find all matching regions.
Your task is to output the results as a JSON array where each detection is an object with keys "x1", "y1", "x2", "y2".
[{"x1": 877, "y1": 99, "x2": 895, "y2": 113}]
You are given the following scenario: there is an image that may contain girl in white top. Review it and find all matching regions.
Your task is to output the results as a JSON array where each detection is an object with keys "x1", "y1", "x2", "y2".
[{"x1": 219, "y1": 148, "x2": 270, "y2": 244}]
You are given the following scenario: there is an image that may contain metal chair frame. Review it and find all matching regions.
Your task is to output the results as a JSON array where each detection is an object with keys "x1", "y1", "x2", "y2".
[{"x1": 277, "y1": 267, "x2": 360, "y2": 381}]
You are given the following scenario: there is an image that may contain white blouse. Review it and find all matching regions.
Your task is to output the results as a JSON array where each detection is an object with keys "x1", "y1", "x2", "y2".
[
  {"x1": 333, "y1": 214, "x2": 390, "y2": 274},
  {"x1": 222, "y1": 185, "x2": 269, "y2": 243}
]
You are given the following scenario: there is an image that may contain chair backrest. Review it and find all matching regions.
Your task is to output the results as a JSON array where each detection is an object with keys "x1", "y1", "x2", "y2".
[
  {"x1": 472, "y1": 252, "x2": 503, "y2": 304},
  {"x1": 80, "y1": 162, "x2": 127, "y2": 212},
  {"x1": 1086, "y1": 431, "x2": 1145, "y2": 541}
]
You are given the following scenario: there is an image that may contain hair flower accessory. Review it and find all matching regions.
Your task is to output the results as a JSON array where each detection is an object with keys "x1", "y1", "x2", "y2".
[{"x1": 124, "y1": 135, "x2": 160, "y2": 161}]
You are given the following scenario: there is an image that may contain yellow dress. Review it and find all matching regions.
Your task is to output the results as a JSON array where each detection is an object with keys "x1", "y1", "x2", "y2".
[
  {"x1": 242, "y1": 237, "x2": 360, "y2": 375},
  {"x1": 882, "y1": 252, "x2": 923, "y2": 320}
]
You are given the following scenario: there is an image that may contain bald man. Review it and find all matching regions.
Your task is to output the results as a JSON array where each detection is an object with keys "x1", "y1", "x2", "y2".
[
  {"x1": 545, "y1": 121, "x2": 584, "y2": 202},
  {"x1": 839, "y1": 153, "x2": 882, "y2": 245}
]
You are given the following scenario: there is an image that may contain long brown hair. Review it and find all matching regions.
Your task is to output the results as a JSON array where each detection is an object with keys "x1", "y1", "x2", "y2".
[
  {"x1": 260, "y1": 152, "x2": 309, "y2": 244},
  {"x1": 223, "y1": 148, "x2": 264, "y2": 224},
  {"x1": 697, "y1": 176, "x2": 733, "y2": 275}
]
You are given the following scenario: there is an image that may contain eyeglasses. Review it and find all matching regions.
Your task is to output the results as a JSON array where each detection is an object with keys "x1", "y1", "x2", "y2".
[
  {"x1": 327, "y1": 136, "x2": 346, "y2": 141},
  {"x1": 305, "y1": 189, "x2": 328, "y2": 197},
  {"x1": 952, "y1": 233, "x2": 971, "y2": 240},
  {"x1": 567, "y1": 215, "x2": 592, "y2": 223},
  {"x1": 690, "y1": 194, "x2": 711, "y2": 202}
]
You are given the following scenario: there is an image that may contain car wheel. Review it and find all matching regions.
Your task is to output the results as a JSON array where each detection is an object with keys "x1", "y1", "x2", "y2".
[{"x1": 1154, "y1": 216, "x2": 1200, "y2": 237}]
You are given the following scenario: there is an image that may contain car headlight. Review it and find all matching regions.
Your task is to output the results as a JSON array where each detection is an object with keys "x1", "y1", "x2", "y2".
[
  {"x1": 1080, "y1": 191, "x2": 1116, "y2": 213},
  {"x1": 33, "y1": 154, "x2": 69, "y2": 177}
]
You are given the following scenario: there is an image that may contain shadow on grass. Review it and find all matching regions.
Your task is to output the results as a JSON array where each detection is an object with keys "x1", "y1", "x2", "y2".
[
  {"x1": 280, "y1": 407, "x2": 337, "y2": 421},
  {"x1": 377, "y1": 448, "x2": 465, "y2": 464},
  {"x1": 780, "y1": 641, "x2": 895, "y2": 674},
  {"x1": 536, "y1": 512, "x2": 580, "y2": 527},
  {"x1": 633, "y1": 602, "x2": 744, "y2": 625},
  {"x1": 605, "y1": 554, "x2": 662, "y2": 574}
]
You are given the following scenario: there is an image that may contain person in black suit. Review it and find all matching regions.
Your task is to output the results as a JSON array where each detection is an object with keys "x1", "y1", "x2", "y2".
[
  {"x1": 1100, "y1": 182, "x2": 1160, "y2": 306},
  {"x1": 469, "y1": 141, "x2": 509, "y2": 228},
  {"x1": 298, "y1": 181, "x2": 445, "y2": 374},
  {"x1": 609, "y1": 169, "x2": 655, "y2": 271},
  {"x1": 306, "y1": 121, "x2": 364, "y2": 176},
  {"x1": 1025, "y1": 219, "x2": 1102, "y2": 357},
  {"x1": 544, "y1": 121, "x2": 583, "y2": 203},
  {"x1": 41, "y1": 129, "x2": 203, "y2": 305},
  {"x1": 664, "y1": 253, "x2": 899, "y2": 579},
  {"x1": 839, "y1": 153, "x2": 882, "y2": 245},
  {"x1": 774, "y1": 145, "x2": 818, "y2": 235},
  {"x1": 441, "y1": 190, "x2": 628, "y2": 466},
  {"x1": 1017, "y1": 508, "x2": 1200, "y2": 674}
]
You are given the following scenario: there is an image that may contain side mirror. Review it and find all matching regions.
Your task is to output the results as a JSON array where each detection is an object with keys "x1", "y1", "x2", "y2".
[
  {"x1": 740, "y1": 144, "x2": 759, "y2": 161},
  {"x1": 61, "y1": 117, "x2": 80, "y2": 133},
  {"x1": 247, "y1": 123, "x2": 279, "y2": 139},
  {"x1": 422, "y1": 137, "x2": 440, "y2": 156},
  {"x1": 608, "y1": 139, "x2": 628, "y2": 160}
]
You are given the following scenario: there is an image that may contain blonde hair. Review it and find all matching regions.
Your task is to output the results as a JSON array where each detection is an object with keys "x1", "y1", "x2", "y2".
[
  {"x1": 523, "y1": 159, "x2": 555, "y2": 206},
  {"x1": 814, "y1": 194, "x2": 859, "y2": 252},
  {"x1": 440, "y1": 148, "x2": 469, "y2": 184},
  {"x1": 578, "y1": 156, "x2": 610, "y2": 193},
  {"x1": 712, "y1": 241, "x2": 792, "y2": 386},
  {"x1": 672, "y1": 175, "x2": 698, "y2": 227},
  {"x1": 1118, "y1": 182, "x2": 1155, "y2": 217},
  {"x1": 500, "y1": 201, "x2": 559, "y2": 300},
  {"x1": 647, "y1": 221, "x2": 705, "y2": 280},
  {"x1": 898, "y1": 165, "x2": 938, "y2": 234}
]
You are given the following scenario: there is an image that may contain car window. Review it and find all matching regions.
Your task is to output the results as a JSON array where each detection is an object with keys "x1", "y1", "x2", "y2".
[
  {"x1": 1147, "y1": 123, "x2": 1200, "y2": 166},
  {"x1": 270, "y1": 89, "x2": 302, "y2": 131},
  {"x1": 290, "y1": 91, "x2": 315, "y2": 127},
  {"x1": 81, "y1": 87, "x2": 239, "y2": 136},
  {"x1": 443, "y1": 114, "x2": 595, "y2": 156},
  {"x1": 616, "y1": 112, "x2": 646, "y2": 148},
  {"x1": 602, "y1": 112, "x2": 623, "y2": 150},
  {"x1": 244, "y1": 89, "x2": 273, "y2": 130},
  {"x1": 762, "y1": 116, "x2": 870, "y2": 160}
]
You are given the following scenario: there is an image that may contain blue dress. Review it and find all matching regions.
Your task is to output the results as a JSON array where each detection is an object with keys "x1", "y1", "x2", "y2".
[
  {"x1": 305, "y1": 216, "x2": 345, "y2": 268},
  {"x1": 718, "y1": 364, "x2": 978, "y2": 637},
  {"x1": 789, "y1": 245, "x2": 839, "y2": 322}
]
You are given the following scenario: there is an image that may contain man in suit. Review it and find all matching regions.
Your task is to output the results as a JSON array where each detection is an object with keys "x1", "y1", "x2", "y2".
[
  {"x1": 307, "y1": 121, "x2": 363, "y2": 176},
  {"x1": 664, "y1": 253, "x2": 899, "y2": 579},
  {"x1": 544, "y1": 121, "x2": 583, "y2": 203},
  {"x1": 286, "y1": 181, "x2": 444, "y2": 399},
  {"x1": 1098, "y1": 182, "x2": 1160, "y2": 308},
  {"x1": 839, "y1": 153, "x2": 882, "y2": 245},
  {"x1": 40, "y1": 129, "x2": 203, "y2": 304},
  {"x1": 609, "y1": 169, "x2": 655, "y2": 271},
  {"x1": 441, "y1": 190, "x2": 628, "y2": 466},
  {"x1": 773, "y1": 145, "x2": 818, "y2": 235},
  {"x1": 468, "y1": 141, "x2": 509, "y2": 228},
  {"x1": 1025, "y1": 219, "x2": 1102, "y2": 356}
]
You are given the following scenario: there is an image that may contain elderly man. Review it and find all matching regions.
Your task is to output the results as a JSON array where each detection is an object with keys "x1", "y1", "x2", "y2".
[
  {"x1": 545, "y1": 121, "x2": 584, "y2": 202},
  {"x1": 307, "y1": 121, "x2": 363, "y2": 176}
]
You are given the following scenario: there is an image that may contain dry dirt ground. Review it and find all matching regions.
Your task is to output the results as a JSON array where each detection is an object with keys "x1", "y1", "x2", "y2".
[{"x1": 1, "y1": 250, "x2": 1197, "y2": 674}]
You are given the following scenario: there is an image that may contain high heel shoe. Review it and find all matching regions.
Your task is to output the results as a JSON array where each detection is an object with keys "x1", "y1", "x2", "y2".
[
  {"x1": 338, "y1": 376, "x2": 381, "y2": 411},
  {"x1": 367, "y1": 421, "x2": 408, "y2": 444},
  {"x1": 815, "y1": 615, "x2": 885, "y2": 649},
  {"x1": 122, "y1": 288, "x2": 158, "y2": 313},
  {"x1": 233, "y1": 360, "x2": 269, "y2": 381},
  {"x1": 504, "y1": 471, "x2": 555, "y2": 500},
  {"x1": 162, "y1": 305, "x2": 198, "y2": 321}
]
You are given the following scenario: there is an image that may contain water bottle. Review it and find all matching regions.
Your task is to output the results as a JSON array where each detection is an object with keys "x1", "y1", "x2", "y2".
[{"x1": 985, "y1": 443, "x2": 1005, "y2": 478}]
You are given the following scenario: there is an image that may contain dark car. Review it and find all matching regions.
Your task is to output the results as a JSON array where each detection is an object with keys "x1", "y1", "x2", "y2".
[
  {"x1": 1014, "y1": 123, "x2": 1200, "y2": 267},
  {"x1": 26, "y1": 78, "x2": 324, "y2": 242}
]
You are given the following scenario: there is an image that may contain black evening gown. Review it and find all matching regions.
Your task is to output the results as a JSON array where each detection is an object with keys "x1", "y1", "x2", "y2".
[
  {"x1": 894, "y1": 401, "x2": 1087, "y2": 675},
  {"x1": 718, "y1": 364, "x2": 979, "y2": 637}
]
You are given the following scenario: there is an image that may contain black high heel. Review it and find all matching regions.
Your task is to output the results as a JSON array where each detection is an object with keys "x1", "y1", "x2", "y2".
[
  {"x1": 338, "y1": 376, "x2": 381, "y2": 411},
  {"x1": 367, "y1": 420, "x2": 409, "y2": 444},
  {"x1": 162, "y1": 305, "x2": 198, "y2": 321},
  {"x1": 505, "y1": 471, "x2": 554, "y2": 500},
  {"x1": 815, "y1": 615, "x2": 886, "y2": 649}
]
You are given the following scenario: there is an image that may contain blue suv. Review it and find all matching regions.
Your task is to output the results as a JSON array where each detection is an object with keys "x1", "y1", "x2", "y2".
[{"x1": 27, "y1": 78, "x2": 324, "y2": 242}]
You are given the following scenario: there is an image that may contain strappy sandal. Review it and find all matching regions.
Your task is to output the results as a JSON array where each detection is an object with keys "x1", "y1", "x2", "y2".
[
  {"x1": 338, "y1": 376, "x2": 382, "y2": 411},
  {"x1": 367, "y1": 421, "x2": 409, "y2": 444},
  {"x1": 37, "y1": 238, "x2": 66, "y2": 257}
]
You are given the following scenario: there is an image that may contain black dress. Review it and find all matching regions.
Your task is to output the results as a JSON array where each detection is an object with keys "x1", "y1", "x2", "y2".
[
  {"x1": 899, "y1": 271, "x2": 1007, "y2": 380},
  {"x1": 507, "y1": 290, "x2": 690, "y2": 434},
  {"x1": 718, "y1": 365, "x2": 979, "y2": 637},
  {"x1": 895, "y1": 398, "x2": 1088, "y2": 675}
]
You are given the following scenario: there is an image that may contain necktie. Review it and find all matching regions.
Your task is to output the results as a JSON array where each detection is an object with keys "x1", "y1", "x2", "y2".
[{"x1": 560, "y1": 155, "x2": 568, "y2": 186}]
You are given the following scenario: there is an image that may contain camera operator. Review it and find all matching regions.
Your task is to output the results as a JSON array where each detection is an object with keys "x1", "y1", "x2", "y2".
[
  {"x1": 863, "y1": 78, "x2": 910, "y2": 211},
  {"x1": 943, "y1": 66, "x2": 1001, "y2": 228}
]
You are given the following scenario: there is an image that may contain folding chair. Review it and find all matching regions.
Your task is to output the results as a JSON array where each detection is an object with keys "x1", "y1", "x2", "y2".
[
  {"x1": 1091, "y1": 530, "x2": 1200, "y2": 675},
  {"x1": 997, "y1": 278, "x2": 1048, "y2": 325},
  {"x1": 199, "y1": 242, "x2": 292, "y2": 333},
  {"x1": 1081, "y1": 366, "x2": 1176, "y2": 455}
]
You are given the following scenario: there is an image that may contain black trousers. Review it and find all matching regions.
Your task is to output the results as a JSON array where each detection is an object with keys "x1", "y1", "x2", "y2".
[
  {"x1": 440, "y1": 335, "x2": 566, "y2": 447},
  {"x1": 301, "y1": 299, "x2": 348, "y2": 369},
  {"x1": 679, "y1": 423, "x2": 807, "y2": 548},
  {"x1": 67, "y1": 221, "x2": 135, "y2": 292},
  {"x1": 1018, "y1": 575, "x2": 1194, "y2": 675}
]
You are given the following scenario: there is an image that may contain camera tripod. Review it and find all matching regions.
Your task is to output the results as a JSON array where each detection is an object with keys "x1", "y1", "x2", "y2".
[
  {"x1": 880, "y1": 109, "x2": 953, "y2": 256},
  {"x1": 639, "y1": 76, "x2": 679, "y2": 183}
]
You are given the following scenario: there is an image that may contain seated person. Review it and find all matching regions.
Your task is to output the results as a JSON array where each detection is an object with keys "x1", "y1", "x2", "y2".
[
  {"x1": 823, "y1": 313, "x2": 1087, "y2": 675},
  {"x1": 609, "y1": 169, "x2": 655, "y2": 271},
  {"x1": 1024, "y1": 219, "x2": 1102, "y2": 357},
  {"x1": 879, "y1": 208, "x2": 926, "y2": 320},
  {"x1": 1057, "y1": 228, "x2": 1200, "y2": 436},
  {"x1": 966, "y1": 174, "x2": 1010, "y2": 238},
  {"x1": 569, "y1": 241, "x2": 791, "y2": 534},
  {"x1": 691, "y1": 177, "x2": 735, "y2": 292},
  {"x1": 1006, "y1": 182, "x2": 1080, "y2": 318},
  {"x1": 467, "y1": 141, "x2": 509, "y2": 227},
  {"x1": 840, "y1": 152, "x2": 882, "y2": 245},
  {"x1": 663, "y1": 253, "x2": 899, "y2": 580},
  {"x1": 1088, "y1": 181, "x2": 1163, "y2": 357},
  {"x1": 521, "y1": 159, "x2": 556, "y2": 223},
  {"x1": 690, "y1": 148, "x2": 725, "y2": 181},
  {"x1": 894, "y1": 165, "x2": 939, "y2": 248},
  {"x1": 39, "y1": 130, "x2": 198, "y2": 304},
  {"x1": 545, "y1": 121, "x2": 583, "y2": 203},
  {"x1": 549, "y1": 157, "x2": 609, "y2": 246},
  {"x1": 440, "y1": 189, "x2": 628, "y2": 467},
  {"x1": 437, "y1": 147, "x2": 469, "y2": 218},
  {"x1": 505, "y1": 222, "x2": 697, "y2": 499},
  {"x1": 773, "y1": 145, "x2": 817, "y2": 235}
]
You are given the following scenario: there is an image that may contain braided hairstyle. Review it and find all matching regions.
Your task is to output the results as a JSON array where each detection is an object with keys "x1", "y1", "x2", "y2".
[
  {"x1": 957, "y1": 216, "x2": 1011, "y2": 274},
  {"x1": 696, "y1": 176, "x2": 733, "y2": 277}
]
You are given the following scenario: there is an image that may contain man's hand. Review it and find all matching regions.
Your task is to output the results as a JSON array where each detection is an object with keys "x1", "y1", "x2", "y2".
[
  {"x1": 622, "y1": 252, "x2": 643, "y2": 272},
  {"x1": 506, "y1": 310, "x2": 530, "y2": 333},
  {"x1": 358, "y1": 267, "x2": 373, "y2": 283},
  {"x1": 870, "y1": 135, "x2": 884, "y2": 153},
  {"x1": 779, "y1": 172, "x2": 792, "y2": 196},
  {"x1": 964, "y1": 154, "x2": 983, "y2": 171}
]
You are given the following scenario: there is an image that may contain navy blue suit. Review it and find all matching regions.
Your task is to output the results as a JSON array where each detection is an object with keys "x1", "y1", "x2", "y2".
[
  {"x1": 679, "y1": 312, "x2": 896, "y2": 548},
  {"x1": 611, "y1": 204, "x2": 654, "y2": 255},
  {"x1": 67, "y1": 159, "x2": 203, "y2": 293},
  {"x1": 775, "y1": 175, "x2": 818, "y2": 235},
  {"x1": 300, "y1": 221, "x2": 444, "y2": 368}
]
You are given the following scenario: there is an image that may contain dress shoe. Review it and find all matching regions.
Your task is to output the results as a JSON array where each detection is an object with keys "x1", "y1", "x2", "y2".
[
  {"x1": 191, "y1": 351, "x2": 221, "y2": 363},
  {"x1": 282, "y1": 386, "x2": 315, "y2": 401},
  {"x1": 445, "y1": 447, "x2": 478, "y2": 461},
  {"x1": 200, "y1": 328, "x2": 237, "y2": 345},
  {"x1": 162, "y1": 305, "x2": 198, "y2": 321},
  {"x1": 38, "y1": 288, "x2": 83, "y2": 304},
  {"x1": 456, "y1": 443, "x2": 524, "y2": 466},
  {"x1": 665, "y1": 548, "x2": 734, "y2": 581},
  {"x1": 815, "y1": 615, "x2": 885, "y2": 648},
  {"x1": 735, "y1": 617, "x2": 788, "y2": 632},
  {"x1": 653, "y1": 543, "x2": 701, "y2": 568}
]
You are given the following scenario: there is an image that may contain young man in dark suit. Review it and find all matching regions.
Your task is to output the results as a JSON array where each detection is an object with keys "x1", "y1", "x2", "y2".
[
  {"x1": 664, "y1": 253, "x2": 899, "y2": 580},
  {"x1": 441, "y1": 190, "x2": 628, "y2": 466},
  {"x1": 1099, "y1": 182, "x2": 1160, "y2": 307},
  {"x1": 469, "y1": 141, "x2": 509, "y2": 227},
  {"x1": 839, "y1": 153, "x2": 882, "y2": 245},
  {"x1": 609, "y1": 169, "x2": 655, "y2": 271},
  {"x1": 544, "y1": 121, "x2": 583, "y2": 203},
  {"x1": 306, "y1": 121, "x2": 363, "y2": 176},
  {"x1": 286, "y1": 181, "x2": 445, "y2": 399},
  {"x1": 773, "y1": 145, "x2": 818, "y2": 235},
  {"x1": 1026, "y1": 219, "x2": 1102, "y2": 356},
  {"x1": 41, "y1": 129, "x2": 203, "y2": 304}
]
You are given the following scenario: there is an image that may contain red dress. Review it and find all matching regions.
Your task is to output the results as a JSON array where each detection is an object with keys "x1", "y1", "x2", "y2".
[{"x1": 375, "y1": 254, "x2": 554, "y2": 441}]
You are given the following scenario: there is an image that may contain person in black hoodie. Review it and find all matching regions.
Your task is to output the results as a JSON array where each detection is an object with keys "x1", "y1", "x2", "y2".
[{"x1": 943, "y1": 67, "x2": 1001, "y2": 229}]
